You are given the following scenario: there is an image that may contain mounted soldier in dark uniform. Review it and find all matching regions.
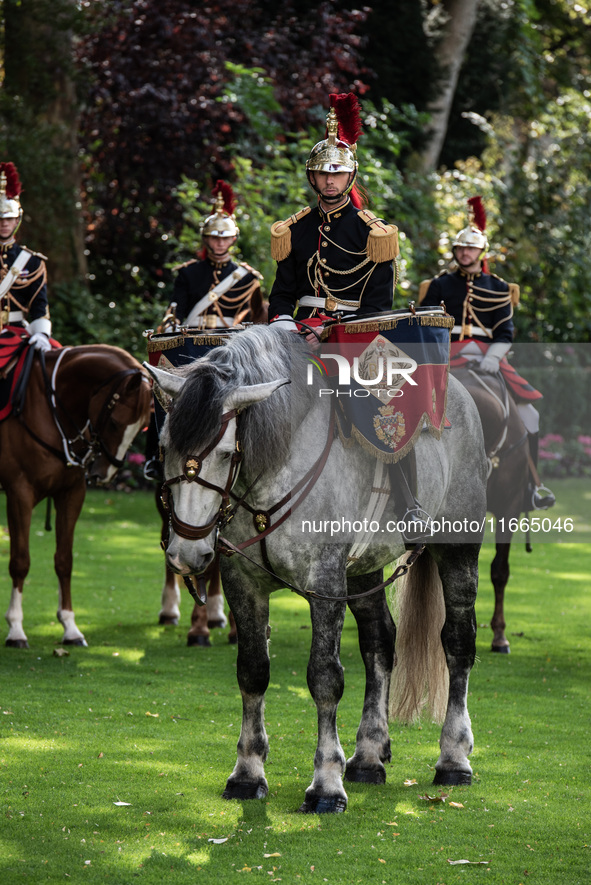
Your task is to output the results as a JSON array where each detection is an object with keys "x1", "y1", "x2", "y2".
[
  {"x1": 419, "y1": 196, "x2": 555, "y2": 511},
  {"x1": 268, "y1": 92, "x2": 399, "y2": 332},
  {"x1": 163, "y1": 180, "x2": 264, "y2": 331},
  {"x1": 144, "y1": 180, "x2": 265, "y2": 480},
  {"x1": 0, "y1": 162, "x2": 52, "y2": 350}
]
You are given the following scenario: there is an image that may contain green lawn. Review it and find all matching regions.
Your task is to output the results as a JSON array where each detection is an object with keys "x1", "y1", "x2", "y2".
[{"x1": 0, "y1": 484, "x2": 589, "y2": 884}]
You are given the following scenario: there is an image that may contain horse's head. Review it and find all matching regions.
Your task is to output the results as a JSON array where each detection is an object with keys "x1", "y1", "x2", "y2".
[
  {"x1": 145, "y1": 361, "x2": 288, "y2": 576},
  {"x1": 85, "y1": 366, "x2": 153, "y2": 484}
]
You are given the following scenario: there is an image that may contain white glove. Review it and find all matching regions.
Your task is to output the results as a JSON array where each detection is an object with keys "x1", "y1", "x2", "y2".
[
  {"x1": 269, "y1": 316, "x2": 298, "y2": 332},
  {"x1": 28, "y1": 332, "x2": 52, "y2": 352},
  {"x1": 477, "y1": 342, "x2": 511, "y2": 374}
]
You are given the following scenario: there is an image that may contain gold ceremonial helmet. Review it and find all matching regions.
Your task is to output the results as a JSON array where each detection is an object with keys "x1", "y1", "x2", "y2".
[
  {"x1": 452, "y1": 225, "x2": 488, "y2": 252},
  {"x1": 452, "y1": 196, "x2": 488, "y2": 254},
  {"x1": 0, "y1": 165, "x2": 23, "y2": 221},
  {"x1": 306, "y1": 108, "x2": 358, "y2": 175},
  {"x1": 200, "y1": 191, "x2": 239, "y2": 239}
]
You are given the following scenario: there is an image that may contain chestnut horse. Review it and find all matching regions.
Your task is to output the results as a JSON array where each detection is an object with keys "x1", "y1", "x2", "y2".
[
  {"x1": 1, "y1": 344, "x2": 152, "y2": 648},
  {"x1": 452, "y1": 366, "x2": 530, "y2": 653}
]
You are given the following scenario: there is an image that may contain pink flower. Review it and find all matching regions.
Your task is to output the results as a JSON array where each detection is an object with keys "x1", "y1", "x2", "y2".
[
  {"x1": 577, "y1": 435, "x2": 591, "y2": 446},
  {"x1": 127, "y1": 453, "x2": 146, "y2": 465},
  {"x1": 540, "y1": 433, "x2": 563, "y2": 445}
]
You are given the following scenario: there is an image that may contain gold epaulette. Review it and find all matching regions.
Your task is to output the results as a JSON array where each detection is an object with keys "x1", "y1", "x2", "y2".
[
  {"x1": 418, "y1": 279, "x2": 431, "y2": 304},
  {"x1": 357, "y1": 209, "x2": 399, "y2": 263},
  {"x1": 490, "y1": 272, "x2": 520, "y2": 306},
  {"x1": 270, "y1": 206, "x2": 312, "y2": 261},
  {"x1": 508, "y1": 283, "x2": 520, "y2": 305},
  {"x1": 239, "y1": 261, "x2": 263, "y2": 281},
  {"x1": 172, "y1": 258, "x2": 198, "y2": 272}
]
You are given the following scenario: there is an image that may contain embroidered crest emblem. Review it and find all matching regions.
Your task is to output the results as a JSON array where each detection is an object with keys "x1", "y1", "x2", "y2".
[{"x1": 373, "y1": 405, "x2": 406, "y2": 450}]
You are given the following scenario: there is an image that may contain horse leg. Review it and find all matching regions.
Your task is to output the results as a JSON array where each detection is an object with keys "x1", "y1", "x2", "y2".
[
  {"x1": 158, "y1": 567, "x2": 181, "y2": 625},
  {"x1": 430, "y1": 544, "x2": 479, "y2": 786},
  {"x1": 220, "y1": 568, "x2": 270, "y2": 801},
  {"x1": 53, "y1": 480, "x2": 88, "y2": 646},
  {"x1": 299, "y1": 571, "x2": 349, "y2": 814},
  {"x1": 205, "y1": 555, "x2": 227, "y2": 628},
  {"x1": 490, "y1": 541, "x2": 511, "y2": 653},
  {"x1": 4, "y1": 486, "x2": 35, "y2": 648},
  {"x1": 156, "y1": 487, "x2": 181, "y2": 625},
  {"x1": 344, "y1": 571, "x2": 394, "y2": 785},
  {"x1": 187, "y1": 600, "x2": 211, "y2": 647}
]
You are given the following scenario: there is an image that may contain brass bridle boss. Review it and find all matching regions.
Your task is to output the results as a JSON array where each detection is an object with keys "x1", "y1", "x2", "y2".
[{"x1": 160, "y1": 408, "x2": 243, "y2": 546}]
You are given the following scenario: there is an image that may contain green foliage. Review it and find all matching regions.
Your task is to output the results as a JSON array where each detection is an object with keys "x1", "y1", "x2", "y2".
[{"x1": 51, "y1": 280, "x2": 162, "y2": 361}]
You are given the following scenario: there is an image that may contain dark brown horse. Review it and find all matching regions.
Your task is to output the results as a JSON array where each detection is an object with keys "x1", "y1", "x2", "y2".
[
  {"x1": 453, "y1": 366, "x2": 530, "y2": 653},
  {"x1": 1, "y1": 344, "x2": 152, "y2": 648}
]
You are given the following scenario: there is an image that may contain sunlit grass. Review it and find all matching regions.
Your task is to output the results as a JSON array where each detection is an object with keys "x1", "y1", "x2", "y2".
[{"x1": 0, "y1": 488, "x2": 589, "y2": 883}]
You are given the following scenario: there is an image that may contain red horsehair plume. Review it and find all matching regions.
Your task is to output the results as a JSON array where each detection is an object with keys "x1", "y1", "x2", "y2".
[
  {"x1": 0, "y1": 162, "x2": 22, "y2": 199},
  {"x1": 329, "y1": 93, "x2": 363, "y2": 146},
  {"x1": 467, "y1": 195, "x2": 486, "y2": 232},
  {"x1": 212, "y1": 179, "x2": 236, "y2": 216}
]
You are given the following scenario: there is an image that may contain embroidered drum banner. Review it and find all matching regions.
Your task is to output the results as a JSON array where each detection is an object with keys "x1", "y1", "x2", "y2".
[{"x1": 318, "y1": 308, "x2": 453, "y2": 462}]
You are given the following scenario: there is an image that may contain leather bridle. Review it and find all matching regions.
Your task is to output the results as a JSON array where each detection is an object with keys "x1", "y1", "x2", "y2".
[
  {"x1": 19, "y1": 349, "x2": 150, "y2": 472},
  {"x1": 160, "y1": 408, "x2": 243, "y2": 545}
]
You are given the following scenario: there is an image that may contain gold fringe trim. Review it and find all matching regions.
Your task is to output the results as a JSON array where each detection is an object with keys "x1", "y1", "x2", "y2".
[
  {"x1": 270, "y1": 221, "x2": 292, "y2": 261},
  {"x1": 146, "y1": 334, "x2": 230, "y2": 352},
  {"x1": 347, "y1": 411, "x2": 446, "y2": 464},
  {"x1": 509, "y1": 282, "x2": 520, "y2": 306},
  {"x1": 270, "y1": 206, "x2": 312, "y2": 262},
  {"x1": 367, "y1": 224, "x2": 399, "y2": 263},
  {"x1": 331, "y1": 314, "x2": 453, "y2": 335}
]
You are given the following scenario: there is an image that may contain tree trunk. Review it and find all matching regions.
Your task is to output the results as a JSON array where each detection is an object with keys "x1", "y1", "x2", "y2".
[
  {"x1": 417, "y1": 0, "x2": 481, "y2": 172},
  {"x1": 2, "y1": 0, "x2": 87, "y2": 286}
]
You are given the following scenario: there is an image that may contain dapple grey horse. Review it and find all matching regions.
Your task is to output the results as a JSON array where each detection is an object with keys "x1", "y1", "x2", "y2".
[{"x1": 146, "y1": 325, "x2": 487, "y2": 814}]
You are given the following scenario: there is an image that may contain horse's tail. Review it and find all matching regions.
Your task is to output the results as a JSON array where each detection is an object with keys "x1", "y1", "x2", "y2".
[{"x1": 389, "y1": 548, "x2": 448, "y2": 725}]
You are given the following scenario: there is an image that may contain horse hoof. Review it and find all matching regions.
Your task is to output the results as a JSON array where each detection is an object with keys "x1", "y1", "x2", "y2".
[
  {"x1": 344, "y1": 764, "x2": 386, "y2": 785},
  {"x1": 492, "y1": 644, "x2": 510, "y2": 654},
  {"x1": 298, "y1": 794, "x2": 347, "y2": 814},
  {"x1": 63, "y1": 638, "x2": 88, "y2": 647},
  {"x1": 433, "y1": 770, "x2": 472, "y2": 787},
  {"x1": 187, "y1": 634, "x2": 211, "y2": 647},
  {"x1": 228, "y1": 634, "x2": 238, "y2": 645},
  {"x1": 159, "y1": 615, "x2": 179, "y2": 626},
  {"x1": 223, "y1": 779, "x2": 268, "y2": 801},
  {"x1": 5, "y1": 638, "x2": 29, "y2": 649},
  {"x1": 207, "y1": 619, "x2": 227, "y2": 630}
]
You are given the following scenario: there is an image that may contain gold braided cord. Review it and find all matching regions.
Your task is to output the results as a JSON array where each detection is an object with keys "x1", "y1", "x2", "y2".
[
  {"x1": 461, "y1": 288, "x2": 513, "y2": 339},
  {"x1": 318, "y1": 227, "x2": 367, "y2": 257}
]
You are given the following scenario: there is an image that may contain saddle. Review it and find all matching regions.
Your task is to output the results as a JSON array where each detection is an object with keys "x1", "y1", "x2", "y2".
[{"x1": 0, "y1": 328, "x2": 31, "y2": 422}]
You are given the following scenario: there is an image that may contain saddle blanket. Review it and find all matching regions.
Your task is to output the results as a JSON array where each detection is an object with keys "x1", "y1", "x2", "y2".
[
  {"x1": 317, "y1": 313, "x2": 453, "y2": 463},
  {"x1": 450, "y1": 340, "x2": 542, "y2": 402},
  {"x1": 0, "y1": 326, "x2": 61, "y2": 422}
]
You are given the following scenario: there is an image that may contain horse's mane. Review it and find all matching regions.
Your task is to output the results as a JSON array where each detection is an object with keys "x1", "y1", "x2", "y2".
[{"x1": 167, "y1": 327, "x2": 312, "y2": 474}]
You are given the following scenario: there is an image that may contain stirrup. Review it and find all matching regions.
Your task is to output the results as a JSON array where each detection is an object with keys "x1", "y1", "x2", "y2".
[
  {"x1": 400, "y1": 506, "x2": 432, "y2": 542},
  {"x1": 144, "y1": 458, "x2": 163, "y2": 482},
  {"x1": 531, "y1": 485, "x2": 555, "y2": 511}
]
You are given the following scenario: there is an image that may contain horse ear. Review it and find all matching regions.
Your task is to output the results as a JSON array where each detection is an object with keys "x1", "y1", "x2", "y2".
[
  {"x1": 143, "y1": 362, "x2": 186, "y2": 400},
  {"x1": 224, "y1": 378, "x2": 290, "y2": 411}
]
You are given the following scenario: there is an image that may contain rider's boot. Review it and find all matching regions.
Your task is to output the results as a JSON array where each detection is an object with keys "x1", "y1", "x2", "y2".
[{"x1": 526, "y1": 432, "x2": 555, "y2": 510}]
